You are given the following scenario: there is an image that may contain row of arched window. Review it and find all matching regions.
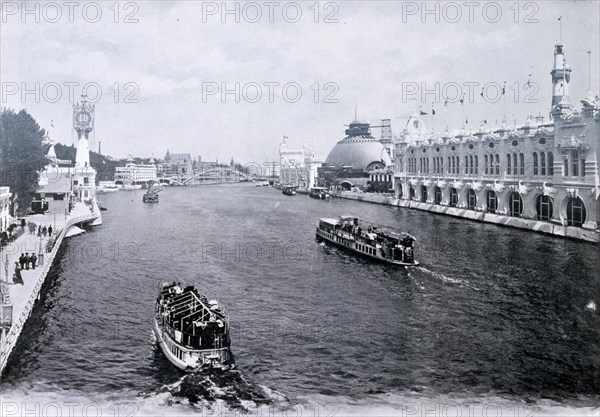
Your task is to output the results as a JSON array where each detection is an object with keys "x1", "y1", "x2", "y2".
[
  {"x1": 506, "y1": 153, "x2": 525, "y2": 176},
  {"x1": 402, "y1": 151, "x2": 563, "y2": 177},
  {"x1": 401, "y1": 184, "x2": 587, "y2": 227},
  {"x1": 484, "y1": 154, "x2": 500, "y2": 175},
  {"x1": 532, "y1": 151, "x2": 554, "y2": 176}
]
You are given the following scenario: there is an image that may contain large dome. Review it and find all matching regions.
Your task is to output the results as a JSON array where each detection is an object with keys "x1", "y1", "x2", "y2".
[{"x1": 325, "y1": 122, "x2": 392, "y2": 170}]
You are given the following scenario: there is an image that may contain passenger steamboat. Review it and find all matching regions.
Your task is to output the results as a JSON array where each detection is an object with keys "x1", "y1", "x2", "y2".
[
  {"x1": 316, "y1": 216, "x2": 419, "y2": 266},
  {"x1": 143, "y1": 183, "x2": 161, "y2": 203},
  {"x1": 153, "y1": 282, "x2": 235, "y2": 371},
  {"x1": 309, "y1": 187, "x2": 330, "y2": 199}
]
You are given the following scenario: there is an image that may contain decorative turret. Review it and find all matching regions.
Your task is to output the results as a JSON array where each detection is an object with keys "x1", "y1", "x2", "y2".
[{"x1": 551, "y1": 44, "x2": 573, "y2": 109}]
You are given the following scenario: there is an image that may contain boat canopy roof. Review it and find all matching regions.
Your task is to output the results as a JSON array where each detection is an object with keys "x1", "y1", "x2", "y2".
[
  {"x1": 311, "y1": 187, "x2": 327, "y2": 191},
  {"x1": 319, "y1": 218, "x2": 341, "y2": 225}
]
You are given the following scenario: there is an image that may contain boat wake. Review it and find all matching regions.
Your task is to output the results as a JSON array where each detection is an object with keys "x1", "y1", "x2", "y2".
[
  {"x1": 415, "y1": 266, "x2": 475, "y2": 289},
  {"x1": 150, "y1": 368, "x2": 283, "y2": 413}
]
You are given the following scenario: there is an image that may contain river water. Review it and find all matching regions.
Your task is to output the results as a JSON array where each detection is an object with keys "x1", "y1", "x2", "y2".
[{"x1": 1, "y1": 184, "x2": 599, "y2": 416}]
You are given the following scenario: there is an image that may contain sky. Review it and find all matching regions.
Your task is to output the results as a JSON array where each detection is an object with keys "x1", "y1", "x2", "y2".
[{"x1": 1, "y1": 0, "x2": 599, "y2": 164}]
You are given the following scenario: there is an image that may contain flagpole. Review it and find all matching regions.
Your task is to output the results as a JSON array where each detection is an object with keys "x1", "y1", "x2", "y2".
[
  {"x1": 588, "y1": 50, "x2": 592, "y2": 92},
  {"x1": 559, "y1": 16, "x2": 562, "y2": 43}
]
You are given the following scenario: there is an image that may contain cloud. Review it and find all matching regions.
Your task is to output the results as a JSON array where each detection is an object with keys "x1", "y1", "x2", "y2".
[{"x1": 1, "y1": 1, "x2": 598, "y2": 162}]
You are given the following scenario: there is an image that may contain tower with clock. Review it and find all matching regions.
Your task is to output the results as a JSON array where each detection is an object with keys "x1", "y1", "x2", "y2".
[{"x1": 72, "y1": 95, "x2": 98, "y2": 211}]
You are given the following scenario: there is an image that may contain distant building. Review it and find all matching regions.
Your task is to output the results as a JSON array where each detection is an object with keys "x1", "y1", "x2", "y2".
[
  {"x1": 279, "y1": 139, "x2": 321, "y2": 189},
  {"x1": 0, "y1": 186, "x2": 11, "y2": 233},
  {"x1": 318, "y1": 120, "x2": 393, "y2": 190},
  {"x1": 161, "y1": 150, "x2": 193, "y2": 178},
  {"x1": 114, "y1": 157, "x2": 157, "y2": 185}
]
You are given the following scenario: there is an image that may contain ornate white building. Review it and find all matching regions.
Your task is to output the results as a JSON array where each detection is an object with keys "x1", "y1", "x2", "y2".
[
  {"x1": 393, "y1": 44, "x2": 600, "y2": 242},
  {"x1": 0, "y1": 187, "x2": 11, "y2": 234},
  {"x1": 114, "y1": 157, "x2": 157, "y2": 185},
  {"x1": 279, "y1": 139, "x2": 321, "y2": 189}
]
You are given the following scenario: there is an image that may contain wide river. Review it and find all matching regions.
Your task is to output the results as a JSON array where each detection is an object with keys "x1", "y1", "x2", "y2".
[{"x1": 1, "y1": 184, "x2": 599, "y2": 416}]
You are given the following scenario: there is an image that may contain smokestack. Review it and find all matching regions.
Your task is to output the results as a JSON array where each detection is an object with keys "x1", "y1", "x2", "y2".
[{"x1": 98, "y1": 141, "x2": 101, "y2": 155}]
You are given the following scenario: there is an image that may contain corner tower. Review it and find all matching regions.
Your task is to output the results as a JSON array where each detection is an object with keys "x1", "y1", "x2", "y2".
[{"x1": 551, "y1": 44, "x2": 572, "y2": 109}]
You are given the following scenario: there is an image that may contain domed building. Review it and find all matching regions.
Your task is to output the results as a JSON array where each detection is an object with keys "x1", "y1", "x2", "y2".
[{"x1": 318, "y1": 120, "x2": 393, "y2": 190}]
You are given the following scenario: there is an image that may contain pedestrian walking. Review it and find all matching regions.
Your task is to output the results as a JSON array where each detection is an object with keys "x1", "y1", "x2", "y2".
[
  {"x1": 20, "y1": 218, "x2": 26, "y2": 230},
  {"x1": 13, "y1": 262, "x2": 24, "y2": 285},
  {"x1": 24, "y1": 253, "x2": 31, "y2": 270},
  {"x1": 42, "y1": 226, "x2": 47, "y2": 237},
  {"x1": 19, "y1": 253, "x2": 25, "y2": 269},
  {"x1": 37, "y1": 225, "x2": 41, "y2": 236},
  {"x1": 48, "y1": 225, "x2": 53, "y2": 236},
  {"x1": 31, "y1": 253, "x2": 37, "y2": 270}
]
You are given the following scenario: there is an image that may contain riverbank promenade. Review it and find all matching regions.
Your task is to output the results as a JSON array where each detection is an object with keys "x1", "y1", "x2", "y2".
[
  {"x1": 327, "y1": 190, "x2": 599, "y2": 243},
  {"x1": 0, "y1": 202, "x2": 97, "y2": 375}
]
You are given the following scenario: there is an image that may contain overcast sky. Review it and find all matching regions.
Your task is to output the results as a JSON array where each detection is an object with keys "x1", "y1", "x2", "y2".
[{"x1": 1, "y1": 1, "x2": 598, "y2": 163}]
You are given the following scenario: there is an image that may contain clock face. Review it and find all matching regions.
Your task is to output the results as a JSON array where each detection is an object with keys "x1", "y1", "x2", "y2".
[{"x1": 76, "y1": 111, "x2": 91, "y2": 124}]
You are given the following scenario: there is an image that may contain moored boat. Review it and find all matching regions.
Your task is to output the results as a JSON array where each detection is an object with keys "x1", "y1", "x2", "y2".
[
  {"x1": 310, "y1": 187, "x2": 330, "y2": 199},
  {"x1": 153, "y1": 282, "x2": 235, "y2": 371},
  {"x1": 282, "y1": 185, "x2": 296, "y2": 196},
  {"x1": 316, "y1": 216, "x2": 419, "y2": 266}
]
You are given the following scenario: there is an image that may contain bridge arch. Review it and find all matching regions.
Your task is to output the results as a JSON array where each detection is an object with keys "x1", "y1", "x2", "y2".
[{"x1": 182, "y1": 167, "x2": 261, "y2": 185}]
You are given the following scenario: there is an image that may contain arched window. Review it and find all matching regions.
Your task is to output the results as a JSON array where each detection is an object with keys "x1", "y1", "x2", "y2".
[
  {"x1": 474, "y1": 155, "x2": 478, "y2": 174},
  {"x1": 421, "y1": 185, "x2": 428, "y2": 203},
  {"x1": 547, "y1": 152, "x2": 554, "y2": 175},
  {"x1": 456, "y1": 156, "x2": 460, "y2": 174},
  {"x1": 540, "y1": 151, "x2": 546, "y2": 175},
  {"x1": 519, "y1": 153, "x2": 525, "y2": 175},
  {"x1": 451, "y1": 156, "x2": 456, "y2": 174},
  {"x1": 566, "y1": 197, "x2": 586, "y2": 227},
  {"x1": 484, "y1": 155, "x2": 489, "y2": 175},
  {"x1": 571, "y1": 150, "x2": 579, "y2": 177},
  {"x1": 398, "y1": 183, "x2": 403, "y2": 198},
  {"x1": 426, "y1": 158, "x2": 430, "y2": 174},
  {"x1": 447, "y1": 157, "x2": 451, "y2": 174},
  {"x1": 449, "y1": 188, "x2": 458, "y2": 207},
  {"x1": 536, "y1": 195, "x2": 553, "y2": 221},
  {"x1": 486, "y1": 190, "x2": 497, "y2": 213},
  {"x1": 409, "y1": 185, "x2": 415, "y2": 200},
  {"x1": 508, "y1": 192, "x2": 523, "y2": 217},
  {"x1": 533, "y1": 152, "x2": 539, "y2": 175},
  {"x1": 434, "y1": 187, "x2": 442, "y2": 204},
  {"x1": 563, "y1": 158, "x2": 568, "y2": 177},
  {"x1": 507, "y1": 154, "x2": 512, "y2": 175},
  {"x1": 495, "y1": 154, "x2": 500, "y2": 175},
  {"x1": 467, "y1": 189, "x2": 477, "y2": 210},
  {"x1": 469, "y1": 155, "x2": 474, "y2": 174},
  {"x1": 513, "y1": 153, "x2": 518, "y2": 175}
]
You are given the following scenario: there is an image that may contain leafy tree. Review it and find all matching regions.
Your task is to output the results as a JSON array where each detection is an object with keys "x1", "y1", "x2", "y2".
[
  {"x1": 0, "y1": 108, "x2": 49, "y2": 215},
  {"x1": 54, "y1": 143, "x2": 120, "y2": 182}
]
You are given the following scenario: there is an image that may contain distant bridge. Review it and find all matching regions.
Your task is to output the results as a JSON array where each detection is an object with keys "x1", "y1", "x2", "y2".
[{"x1": 180, "y1": 167, "x2": 262, "y2": 186}]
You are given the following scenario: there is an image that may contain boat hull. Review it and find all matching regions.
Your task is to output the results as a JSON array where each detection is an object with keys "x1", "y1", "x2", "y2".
[
  {"x1": 153, "y1": 315, "x2": 234, "y2": 372},
  {"x1": 316, "y1": 228, "x2": 419, "y2": 266}
]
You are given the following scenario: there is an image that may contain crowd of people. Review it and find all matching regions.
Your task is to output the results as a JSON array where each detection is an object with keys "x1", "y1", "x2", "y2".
[
  {"x1": 9, "y1": 220, "x2": 55, "y2": 286},
  {"x1": 25, "y1": 221, "x2": 53, "y2": 237}
]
